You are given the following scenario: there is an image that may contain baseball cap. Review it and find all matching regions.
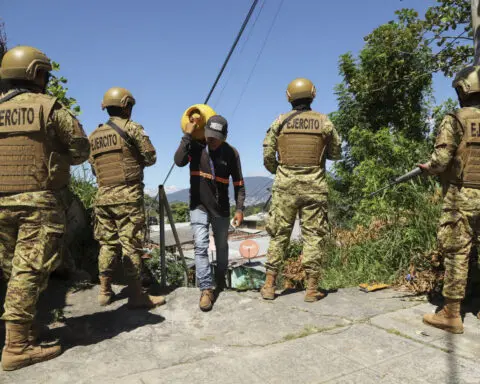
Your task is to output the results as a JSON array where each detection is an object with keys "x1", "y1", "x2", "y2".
[{"x1": 204, "y1": 115, "x2": 228, "y2": 140}]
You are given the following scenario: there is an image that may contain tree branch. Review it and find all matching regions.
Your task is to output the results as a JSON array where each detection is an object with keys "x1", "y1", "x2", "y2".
[{"x1": 436, "y1": 36, "x2": 473, "y2": 41}]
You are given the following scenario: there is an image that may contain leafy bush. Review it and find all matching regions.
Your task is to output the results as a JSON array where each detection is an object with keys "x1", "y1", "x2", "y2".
[
  {"x1": 322, "y1": 183, "x2": 441, "y2": 289},
  {"x1": 144, "y1": 248, "x2": 187, "y2": 287},
  {"x1": 70, "y1": 165, "x2": 97, "y2": 209}
]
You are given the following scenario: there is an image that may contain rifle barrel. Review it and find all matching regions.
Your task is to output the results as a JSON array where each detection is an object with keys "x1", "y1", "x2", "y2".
[{"x1": 369, "y1": 167, "x2": 422, "y2": 197}]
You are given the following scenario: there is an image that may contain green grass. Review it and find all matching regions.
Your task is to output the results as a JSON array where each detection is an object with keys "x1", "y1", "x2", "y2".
[{"x1": 320, "y1": 187, "x2": 441, "y2": 289}]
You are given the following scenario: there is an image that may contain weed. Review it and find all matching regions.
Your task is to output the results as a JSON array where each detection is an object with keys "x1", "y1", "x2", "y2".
[{"x1": 144, "y1": 248, "x2": 188, "y2": 287}]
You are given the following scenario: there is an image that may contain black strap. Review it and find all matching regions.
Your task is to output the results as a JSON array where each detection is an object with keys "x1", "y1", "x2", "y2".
[
  {"x1": 106, "y1": 119, "x2": 133, "y2": 146},
  {"x1": 0, "y1": 89, "x2": 29, "y2": 104},
  {"x1": 276, "y1": 110, "x2": 305, "y2": 135}
]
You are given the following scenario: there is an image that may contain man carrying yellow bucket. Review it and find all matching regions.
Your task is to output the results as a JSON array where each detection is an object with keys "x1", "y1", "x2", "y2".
[{"x1": 175, "y1": 109, "x2": 245, "y2": 311}]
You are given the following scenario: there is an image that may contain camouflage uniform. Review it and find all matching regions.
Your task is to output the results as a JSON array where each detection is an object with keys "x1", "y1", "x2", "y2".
[
  {"x1": 263, "y1": 111, "x2": 341, "y2": 277},
  {"x1": 89, "y1": 117, "x2": 156, "y2": 280},
  {"x1": 427, "y1": 112, "x2": 480, "y2": 300},
  {"x1": 0, "y1": 91, "x2": 89, "y2": 322}
]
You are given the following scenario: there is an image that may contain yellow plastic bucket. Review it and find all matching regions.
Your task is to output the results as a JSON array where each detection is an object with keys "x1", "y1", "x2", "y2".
[{"x1": 180, "y1": 104, "x2": 216, "y2": 141}]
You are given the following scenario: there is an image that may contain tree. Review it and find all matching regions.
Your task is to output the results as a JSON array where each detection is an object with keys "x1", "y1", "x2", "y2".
[
  {"x1": 0, "y1": 21, "x2": 80, "y2": 113},
  {"x1": 423, "y1": 0, "x2": 473, "y2": 77},
  {"x1": 0, "y1": 21, "x2": 7, "y2": 93},
  {"x1": 169, "y1": 202, "x2": 190, "y2": 223},
  {"x1": 47, "y1": 62, "x2": 81, "y2": 115},
  {"x1": 144, "y1": 193, "x2": 158, "y2": 224},
  {"x1": 0, "y1": 20, "x2": 6, "y2": 62},
  {"x1": 330, "y1": 9, "x2": 434, "y2": 223}
]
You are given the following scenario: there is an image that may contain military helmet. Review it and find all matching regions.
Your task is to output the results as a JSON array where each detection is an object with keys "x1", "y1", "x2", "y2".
[
  {"x1": 286, "y1": 78, "x2": 316, "y2": 102},
  {"x1": 452, "y1": 66, "x2": 480, "y2": 98},
  {"x1": 101, "y1": 87, "x2": 136, "y2": 110},
  {"x1": 0, "y1": 45, "x2": 52, "y2": 87}
]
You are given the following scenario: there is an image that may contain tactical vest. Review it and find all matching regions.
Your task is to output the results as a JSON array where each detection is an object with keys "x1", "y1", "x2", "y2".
[
  {"x1": 0, "y1": 92, "x2": 70, "y2": 193},
  {"x1": 448, "y1": 108, "x2": 480, "y2": 188},
  {"x1": 89, "y1": 119, "x2": 143, "y2": 187},
  {"x1": 277, "y1": 110, "x2": 327, "y2": 166}
]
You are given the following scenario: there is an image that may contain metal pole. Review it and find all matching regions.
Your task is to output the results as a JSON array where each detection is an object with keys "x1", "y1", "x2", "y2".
[
  {"x1": 161, "y1": 187, "x2": 189, "y2": 286},
  {"x1": 472, "y1": 0, "x2": 480, "y2": 65},
  {"x1": 159, "y1": 185, "x2": 167, "y2": 288}
]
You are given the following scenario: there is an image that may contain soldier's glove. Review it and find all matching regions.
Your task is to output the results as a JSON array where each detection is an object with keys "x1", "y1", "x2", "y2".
[{"x1": 418, "y1": 163, "x2": 433, "y2": 175}]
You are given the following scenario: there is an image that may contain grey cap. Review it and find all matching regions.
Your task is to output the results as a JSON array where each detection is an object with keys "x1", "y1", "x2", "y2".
[{"x1": 204, "y1": 115, "x2": 228, "y2": 140}]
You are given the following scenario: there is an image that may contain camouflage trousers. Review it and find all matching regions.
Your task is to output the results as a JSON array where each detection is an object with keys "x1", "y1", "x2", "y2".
[
  {"x1": 0, "y1": 204, "x2": 65, "y2": 322},
  {"x1": 94, "y1": 202, "x2": 145, "y2": 280},
  {"x1": 265, "y1": 190, "x2": 328, "y2": 278},
  {"x1": 438, "y1": 186, "x2": 480, "y2": 300}
]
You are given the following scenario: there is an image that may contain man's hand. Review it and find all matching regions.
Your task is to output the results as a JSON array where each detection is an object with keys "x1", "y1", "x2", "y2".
[
  {"x1": 184, "y1": 122, "x2": 196, "y2": 135},
  {"x1": 418, "y1": 163, "x2": 432, "y2": 174},
  {"x1": 184, "y1": 112, "x2": 202, "y2": 135},
  {"x1": 232, "y1": 211, "x2": 244, "y2": 227}
]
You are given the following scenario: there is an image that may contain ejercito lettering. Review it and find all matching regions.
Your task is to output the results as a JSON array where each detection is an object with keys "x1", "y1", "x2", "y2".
[{"x1": 0, "y1": 108, "x2": 35, "y2": 127}]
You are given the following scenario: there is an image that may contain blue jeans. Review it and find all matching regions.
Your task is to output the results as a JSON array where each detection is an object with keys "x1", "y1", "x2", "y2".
[{"x1": 190, "y1": 209, "x2": 230, "y2": 290}]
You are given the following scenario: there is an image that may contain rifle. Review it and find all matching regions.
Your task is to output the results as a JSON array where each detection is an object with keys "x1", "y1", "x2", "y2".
[{"x1": 369, "y1": 167, "x2": 423, "y2": 197}]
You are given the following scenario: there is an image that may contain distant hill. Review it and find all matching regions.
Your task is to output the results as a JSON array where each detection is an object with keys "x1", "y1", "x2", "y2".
[
  {"x1": 166, "y1": 188, "x2": 190, "y2": 204},
  {"x1": 167, "y1": 176, "x2": 273, "y2": 206}
]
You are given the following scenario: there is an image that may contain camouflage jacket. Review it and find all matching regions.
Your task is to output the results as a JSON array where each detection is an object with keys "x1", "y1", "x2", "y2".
[
  {"x1": 90, "y1": 117, "x2": 156, "y2": 206},
  {"x1": 427, "y1": 114, "x2": 462, "y2": 176},
  {"x1": 263, "y1": 109, "x2": 341, "y2": 195},
  {"x1": 426, "y1": 112, "x2": 480, "y2": 207},
  {"x1": 0, "y1": 89, "x2": 90, "y2": 208}
]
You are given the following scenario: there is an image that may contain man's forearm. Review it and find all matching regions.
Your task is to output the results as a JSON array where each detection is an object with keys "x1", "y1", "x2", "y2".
[
  {"x1": 234, "y1": 186, "x2": 246, "y2": 212},
  {"x1": 174, "y1": 134, "x2": 192, "y2": 167}
]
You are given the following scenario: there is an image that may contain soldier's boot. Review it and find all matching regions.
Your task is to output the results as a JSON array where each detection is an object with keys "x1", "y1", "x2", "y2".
[
  {"x1": 98, "y1": 275, "x2": 114, "y2": 306},
  {"x1": 127, "y1": 280, "x2": 166, "y2": 309},
  {"x1": 260, "y1": 271, "x2": 277, "y2": 300},
  {"x1": 304, "y1": 275, "x2": 326, "y2": 302},
  {"x1": 199, "y1": 289, "x2": 214, "y2": 312},
  {"x1": 423, "y1": 299, "x2": 464, "y2": 334},
  {"x1": 1, "y1": 322, "x2": 62, "y2": 371}
]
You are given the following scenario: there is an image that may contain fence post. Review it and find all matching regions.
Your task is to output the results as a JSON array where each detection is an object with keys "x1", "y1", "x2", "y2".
[{"x1": 159, "y1": 185, "x2": 166, "y2": 288}]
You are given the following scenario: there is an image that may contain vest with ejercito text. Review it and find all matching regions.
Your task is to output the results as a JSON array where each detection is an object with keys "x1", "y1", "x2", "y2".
[
  {"x1": 89, "y1": 119, "x2": 143, "y2": 187},
  {"x1": 277, "y1": 110, "x2": 327, "y2": 166},
  {"x1": 448, "y1": 108, "x2": 480, "y2": 188},
  {"x1": 0, "y1": 92, "x2": 70, "y2": 193}
]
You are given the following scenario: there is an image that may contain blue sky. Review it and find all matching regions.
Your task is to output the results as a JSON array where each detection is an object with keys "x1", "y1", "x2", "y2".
[{"x1": 2, "y1": 0, "x2": 456, "y2": 194}]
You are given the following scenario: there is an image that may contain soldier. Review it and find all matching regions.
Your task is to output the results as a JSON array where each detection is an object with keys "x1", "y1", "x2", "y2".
[
  {"x1": 420, "y1": 66, "x2": 480, "y2": 334},
  {"x1": 260, "y1": 78, "x2": 341, "y2": 302},
  {"x1": 89, "y1": 87, "x2": 165, "y2": 309},
  {"x1": 174, "y1": 115, "x2": 245, "y2": 312},
  {"x1": 0, "y1": 46, "x2": 90, "y2": 370}
]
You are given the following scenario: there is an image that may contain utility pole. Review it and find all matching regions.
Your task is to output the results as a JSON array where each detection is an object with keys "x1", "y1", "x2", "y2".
[{"x1": 472, "y1": 0, "x2": 480, "y2": 64}]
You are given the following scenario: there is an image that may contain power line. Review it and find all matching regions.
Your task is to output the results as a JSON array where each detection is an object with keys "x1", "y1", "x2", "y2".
[
  {"x1": 204, "y1": 0, "x2": 260, "y2": 105},
  {"x1": 213, "y1": 0, "x2": 266, "y2": 109},
  {"x1": 246, "y1": 174, "x2": 274, "y2": 201},
  {"x1": 230, "y1": 0, "x2": 284, "y2": 120},
  {"x1": 162, "y1": 0, "x2": 260, "y2": 187}
]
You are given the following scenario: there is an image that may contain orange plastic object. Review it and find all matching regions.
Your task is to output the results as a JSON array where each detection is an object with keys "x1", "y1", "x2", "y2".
[{"x1": 239, "y1": 239, "x2": 259, "y2": 259}]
